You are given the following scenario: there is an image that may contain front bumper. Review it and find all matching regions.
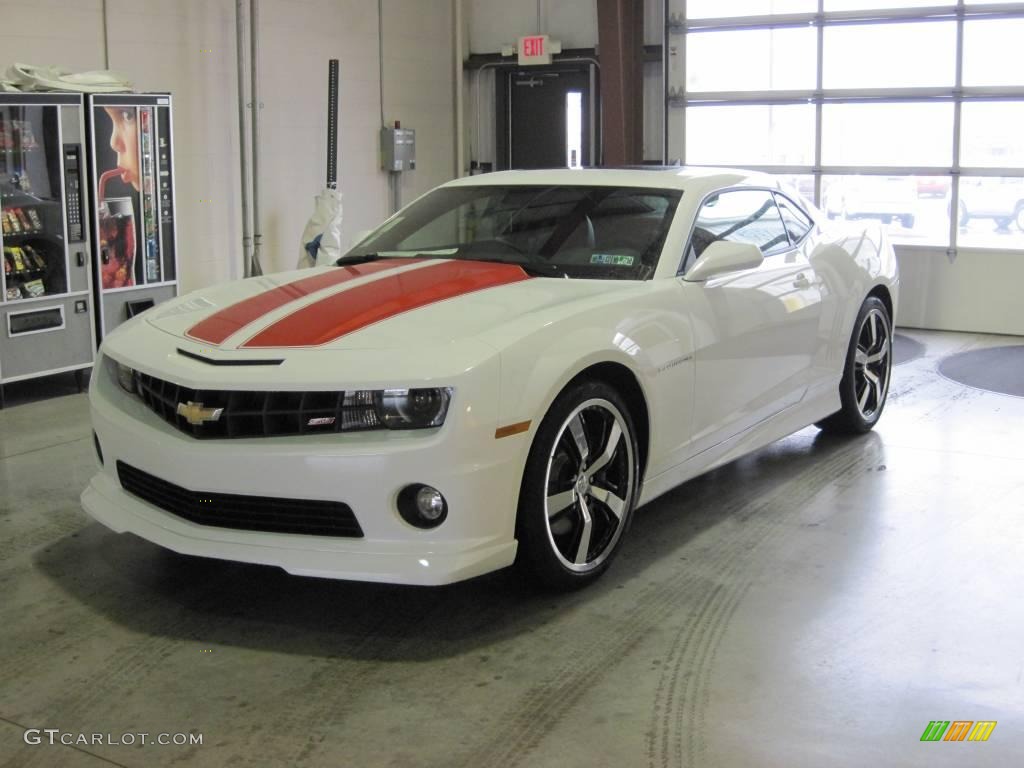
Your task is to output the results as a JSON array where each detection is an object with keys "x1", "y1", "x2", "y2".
[
  {"x1": 81, "y1": 478, "x2": 516, "y2": 585},
  {"x1": 83, "y1": 351, "x2": 528, "y2": 586}
]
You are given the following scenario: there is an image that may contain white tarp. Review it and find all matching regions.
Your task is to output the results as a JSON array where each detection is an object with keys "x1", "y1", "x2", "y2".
[
  {"x1": 1, "y1": 63, "x2": 133, "y2": 93},
  {"x1": 297, "y1": 187, "x2": 344, "y2": 268}
]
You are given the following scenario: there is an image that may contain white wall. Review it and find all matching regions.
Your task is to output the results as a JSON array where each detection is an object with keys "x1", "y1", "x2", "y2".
[
  {"x1": 105, "y1": 0, "x2": 241, "y2": 291},
  {"x1": 468, "y1": 0, "x2": 599, "y2": 52},
  {"x1": 0, "y1": 0, "x2": 107, "y2": 70},
  {"x1": 258, "y1": 0, "x2": 454, "y2": 276},
  {"x1": 896, "y1": 246, "x2": 1024, "y2": 336},
  {"x1": 1, "y1": 0, "x2": 455, "y2": 290},
  {"x1": 467, "y1": 0, "x2": 661, "y2": 53}
]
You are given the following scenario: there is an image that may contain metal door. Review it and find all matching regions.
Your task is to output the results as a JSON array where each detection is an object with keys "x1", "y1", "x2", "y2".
[{"x1": 501, "y1": 65, "x2": 595, "y2": 170}]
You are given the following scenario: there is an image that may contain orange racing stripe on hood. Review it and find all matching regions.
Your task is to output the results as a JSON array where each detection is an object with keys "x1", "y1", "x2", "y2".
[
  {"x1": 241, "y1": 260, "x2": 531, "y2": 348},
  {"x1": 186, "y1": 259, "x2": 415, "y2": 345}
]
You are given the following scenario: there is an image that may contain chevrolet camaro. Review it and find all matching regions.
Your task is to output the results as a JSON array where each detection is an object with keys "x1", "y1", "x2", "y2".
[{"x1": 83, "y1": 168, "x2": 898, "y2": 589}]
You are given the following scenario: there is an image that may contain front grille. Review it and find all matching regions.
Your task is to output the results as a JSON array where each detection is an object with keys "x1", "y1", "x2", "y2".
[
  {"x1": 135, "y1": 372, "x2": 379, "y2": 439},
  {"x1": 117, "y1": 462, "x2": 363, "y2": 538}
]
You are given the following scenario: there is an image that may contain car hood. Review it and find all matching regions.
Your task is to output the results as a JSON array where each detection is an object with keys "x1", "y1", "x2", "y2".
[{"x1": 142, "y1": 259, "x2": 627, "y2": 352}]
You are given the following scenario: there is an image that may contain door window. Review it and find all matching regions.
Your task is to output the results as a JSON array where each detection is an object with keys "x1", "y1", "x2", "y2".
[
  {"x1": 683, "y1": 189, "x2": 789, "y2": 272},
  {"x1": 775, "y1": 193, "x2": 814, "y2": 244}
]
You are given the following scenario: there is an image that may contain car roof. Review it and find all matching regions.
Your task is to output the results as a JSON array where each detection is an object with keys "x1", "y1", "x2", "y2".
[{"x1": 441, "y1": 166, "x2": 784, "y2": 197}]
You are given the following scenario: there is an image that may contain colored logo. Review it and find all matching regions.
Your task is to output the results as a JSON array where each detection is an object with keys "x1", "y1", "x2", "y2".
[
  {"x1": 176, "y1": 401, "x2": 223, "y2": 426},
  {"x1": 921, "y1": 721, "x2": 997, "y2": 742}
]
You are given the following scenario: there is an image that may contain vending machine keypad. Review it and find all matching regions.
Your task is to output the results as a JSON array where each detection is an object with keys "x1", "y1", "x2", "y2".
[{"x1": 63, "y1": 144, "x2": 84, "y2": 242}]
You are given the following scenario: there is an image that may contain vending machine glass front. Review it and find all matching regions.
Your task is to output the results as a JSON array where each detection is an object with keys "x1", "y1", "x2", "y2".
[{"x1": 0, "y1": 105, "x2": 68, "y2": 301}]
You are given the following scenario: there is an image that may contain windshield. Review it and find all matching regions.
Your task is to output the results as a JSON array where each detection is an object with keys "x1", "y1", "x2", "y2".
[{"x1": 345, "y1": 185, "x2": 683, "y2": 280}]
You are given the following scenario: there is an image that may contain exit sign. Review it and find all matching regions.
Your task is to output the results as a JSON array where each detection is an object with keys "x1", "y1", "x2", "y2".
[{"x1": 518, "y1": 35, "x2": 551, "y2": 65}]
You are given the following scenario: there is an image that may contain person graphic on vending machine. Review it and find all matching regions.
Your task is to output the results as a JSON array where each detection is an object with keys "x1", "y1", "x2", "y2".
[{"x1": 97, "y1": 107, "x2": 141, "y2": 289}]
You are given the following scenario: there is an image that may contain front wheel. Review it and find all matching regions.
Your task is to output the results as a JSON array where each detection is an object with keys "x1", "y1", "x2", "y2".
[
  {"x1": 1014, "y1": 202, "x2": 1024, "y2": 233},
  {"x1": 514, "y1": 380, "x2": 640, "y2": 590},
  {"x1": 817, "y1": 296, "x2": 893, "y2": 434}
]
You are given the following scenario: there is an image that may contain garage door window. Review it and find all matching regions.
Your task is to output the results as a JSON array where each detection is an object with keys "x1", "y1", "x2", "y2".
[{"x1": 668, "y1": 1, "x2": 1024, "y2": 254}]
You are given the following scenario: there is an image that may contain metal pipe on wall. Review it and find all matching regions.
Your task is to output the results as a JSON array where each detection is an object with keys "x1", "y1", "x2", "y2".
[
  {"x1": 235, "y1": 0, "x2": 253, "y2": 277},
  {"x1": 662, "y1": 0, "x2": 669, "y2": 164},
  {"x1": 248, "y1": 0, "x2": 263, "y2": 276},
  {"x1": 102, "y1": 0, "x2": 110, "y2": 70},
  {"x1": 454, "y1": 0, "x2": 465, "y2": 177},
  {"x1": 378, "y1": 0, "x2": 386, "y2": 128},
  {"x1": 379, "y1": 0, "x2": 399, "y2": 213},
  {"x1": 473, "y1": 62, "x2": 500, "y2": 172}
]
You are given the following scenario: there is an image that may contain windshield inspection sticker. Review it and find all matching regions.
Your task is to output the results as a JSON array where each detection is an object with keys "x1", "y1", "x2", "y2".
[{"x1": 590, "y1": 253, "x2": 635, "y2": 266}]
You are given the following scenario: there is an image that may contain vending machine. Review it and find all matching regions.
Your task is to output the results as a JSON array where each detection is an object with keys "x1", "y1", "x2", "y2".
[
  {"x1": 0, "y1": 92, "x2": 95, "y2": 406},
  {"x1": 86, "y1": 93, "x2": 178, "y2": 340}
]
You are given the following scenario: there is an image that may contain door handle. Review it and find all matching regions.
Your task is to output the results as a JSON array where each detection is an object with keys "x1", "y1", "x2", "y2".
[{"x1": 793, "y1": 273, "x2": 811, "y2": 289}]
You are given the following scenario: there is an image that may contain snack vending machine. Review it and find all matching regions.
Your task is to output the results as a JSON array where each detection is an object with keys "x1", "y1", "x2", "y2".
[
  {"x1": 0, "y1": 92, "x2": 95, "y2": 406},
  {"x1": 86, "y1": 93, "x2": 178, "y2": 340}
]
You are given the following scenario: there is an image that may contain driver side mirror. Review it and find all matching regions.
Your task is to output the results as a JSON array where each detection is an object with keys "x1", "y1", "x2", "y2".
[{"x1": 682, "y1": 240, "x2": 764, "y2": 282}]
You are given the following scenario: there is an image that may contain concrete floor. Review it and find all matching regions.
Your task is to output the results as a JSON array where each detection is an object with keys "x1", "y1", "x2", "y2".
[{"x1": 1, "y1": 329, "x2": 1022, "y2": 768}]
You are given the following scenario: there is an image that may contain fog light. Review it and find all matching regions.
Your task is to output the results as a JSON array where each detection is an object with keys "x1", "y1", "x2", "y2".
[
  {"x1": 397, "y1": 484, "x2": 448, "y2": 529},
  {"x1": 416, "y1": 487, "x2": 445, "y2": 520}
]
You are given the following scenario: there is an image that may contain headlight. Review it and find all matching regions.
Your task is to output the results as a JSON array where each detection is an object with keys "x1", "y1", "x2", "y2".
[
  {"x1": 115, "y1": 362, "x2": 136, "y2": 394},
  {"x1": 376, "y1": 388, "x2": 452, "y2": 429}
]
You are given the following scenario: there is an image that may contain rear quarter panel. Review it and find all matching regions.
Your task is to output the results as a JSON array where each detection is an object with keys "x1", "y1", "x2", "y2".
[{"x1": 808, "y1": 219, "x2": 899, "y2": 383}]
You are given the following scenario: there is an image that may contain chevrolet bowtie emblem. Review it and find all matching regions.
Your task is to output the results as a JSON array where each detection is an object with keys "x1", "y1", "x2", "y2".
[{"x1": 176, "y1": 401, "x2": 224, "y2": 426}]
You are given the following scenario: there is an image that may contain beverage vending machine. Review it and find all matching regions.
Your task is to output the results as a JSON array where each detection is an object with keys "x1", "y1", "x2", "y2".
[
  {"x1": 86, "y1": 93, "x2": 178, "y2": 340},
  {"x1": 0, "y1": 92, "x2": 95, "y2": 406}
]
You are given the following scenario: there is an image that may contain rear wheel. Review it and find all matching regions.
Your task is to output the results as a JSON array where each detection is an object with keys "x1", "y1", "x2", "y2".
[
  {"x1": 514, "y1": 380, "x2": 640, "y2": 590},
  {"x1": 817, "y1": 296, "x2": 893, "y2": 435}
]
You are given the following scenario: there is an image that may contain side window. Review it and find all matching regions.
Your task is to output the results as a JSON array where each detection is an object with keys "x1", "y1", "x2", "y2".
[
  {"x1": 682, "y1": 189, "x2": 790, "y2": 272},
  {"x1": 775, "y1": 193, "x2": 814, "y2": 244}
]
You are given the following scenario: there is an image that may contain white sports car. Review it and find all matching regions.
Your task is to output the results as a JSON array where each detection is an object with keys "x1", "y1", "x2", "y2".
[{"x1": 83, "y1": 168, "x2": 898, "y2": 589}]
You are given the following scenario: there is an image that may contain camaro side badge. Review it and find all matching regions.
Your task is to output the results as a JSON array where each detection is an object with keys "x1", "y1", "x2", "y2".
[{"x1": 176, "y1": 401, "x2": 224, "y2": 426}]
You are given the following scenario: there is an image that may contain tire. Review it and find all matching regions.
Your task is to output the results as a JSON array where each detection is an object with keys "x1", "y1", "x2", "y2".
[
  {"x1": 514, "y1": 379, "x2": 640, "y2": 590},
  {"x1": 1014, "y1": 203, "x2": 1024, "y2": 233},
  {"x1": 816, "y1": 296, "x2": 893, "y2": 435}
]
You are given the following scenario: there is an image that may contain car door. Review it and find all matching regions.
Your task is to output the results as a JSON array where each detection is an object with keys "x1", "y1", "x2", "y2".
[{"x1": 680, "y1": 189, "x2": 824, "y2": 453}]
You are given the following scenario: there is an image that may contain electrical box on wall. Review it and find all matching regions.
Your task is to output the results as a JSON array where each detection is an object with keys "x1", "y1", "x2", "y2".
[{"x1": 381, "y1": 126, "x2": 415, "y2": 172}]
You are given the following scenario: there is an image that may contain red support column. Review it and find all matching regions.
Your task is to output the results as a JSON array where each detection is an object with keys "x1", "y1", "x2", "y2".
[{"x1": 596, "y1": 0, "x2": 645, "y2": 166}]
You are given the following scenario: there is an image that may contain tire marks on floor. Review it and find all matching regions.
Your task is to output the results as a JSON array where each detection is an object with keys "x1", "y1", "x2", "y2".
[
  {"x1": 455, "y1": 434, "x2": 880, "y2": 768},
  {"x1": 648, "y1": 435, "x2": 883, "y2": 768}
]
